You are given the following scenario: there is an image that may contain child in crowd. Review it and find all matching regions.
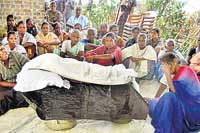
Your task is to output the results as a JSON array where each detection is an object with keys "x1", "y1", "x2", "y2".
[
  {"x1": 60, "y1": 29, "x2": 84, "y2": 61},
  {"x1": 82, "y1": 28, "x2": 101, "y2": 52}
]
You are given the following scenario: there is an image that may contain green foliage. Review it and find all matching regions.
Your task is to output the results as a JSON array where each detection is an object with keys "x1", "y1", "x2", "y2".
[
  {"x1": 82, "y1": 0, "x2": 120, "y2": 28},
  {"x1": 145, "y1": 0, "x2": 187, "y2": 39}
]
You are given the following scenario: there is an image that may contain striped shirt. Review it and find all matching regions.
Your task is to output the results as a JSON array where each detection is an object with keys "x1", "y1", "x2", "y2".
[{"x1": 0, "y1": 52, "x2": 29, "y2": 82}]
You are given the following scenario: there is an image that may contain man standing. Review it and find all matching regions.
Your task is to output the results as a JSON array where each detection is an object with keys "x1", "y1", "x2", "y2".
[
  {"x1": 116, "y1": 0, "x2": 136, "y2": 37},
  {"x1": 63, "y1": 0, "x2": 75, "y2": 23}
]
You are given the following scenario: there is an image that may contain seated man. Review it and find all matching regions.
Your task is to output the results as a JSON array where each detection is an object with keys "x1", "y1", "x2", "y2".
[
  {"x1": 97, "y1": 23, "x2": 108, "y2": 40},
  {"x1": 82, "y1": 28, "x2": 101, "y2": 52},
  {"x1": 0, "y1": 46, "x2": 29, "y2": 115},
  {"x1": 125, "y1": 26, "x2": 140, "y2": 48},
  {"x1": 122, "y1": 33, "x2": 157, "y2": 80},
  {"x1": 147, "y1": 28, "x2": 164, "y2": 54},
  {"x1": 109, "y1": 24, "x2": 125, "y2": 49},
  {"x1": 67, "y1": 6, "x2": 88, "y2": 29},
  {"x1": 149, "y1": 53, "x2": 200, "y2": 133},
  {"x1": 6, "y1": 14, "x2": 17, "y2": 33}
]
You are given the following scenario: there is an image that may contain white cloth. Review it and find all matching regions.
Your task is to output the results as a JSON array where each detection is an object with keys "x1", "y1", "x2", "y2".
[
  {"x1": 21, "y1": 53, "x2": 137, "y2": 85},
  {"x1": 1, "y1": 37, "x2": 8, "y2": 45},
  {"x1": 14, "y1": 69, "x2": 70, "y2": 92},
  {"x1": 16, "y1": 32, "x2": 37, "y2": 45},
  {"x1": 122, "y1": 44, "x2": 157, "y2": 78},
  {"x1": 4, "y1": 44, "x2": 27, "y2": 56},
  {"x1": 2, "y1": 32, "x2": 37, "y2": 46}
]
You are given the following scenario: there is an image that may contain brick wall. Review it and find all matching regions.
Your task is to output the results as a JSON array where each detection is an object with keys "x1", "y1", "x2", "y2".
[{"x1": 0, "y1": 0, "x2": 46, "y2": 38}]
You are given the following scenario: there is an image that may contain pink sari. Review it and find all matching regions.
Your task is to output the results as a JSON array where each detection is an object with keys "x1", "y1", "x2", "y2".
[{"x1": 85, "y1": 46, "x2": 122, "y2": 66}]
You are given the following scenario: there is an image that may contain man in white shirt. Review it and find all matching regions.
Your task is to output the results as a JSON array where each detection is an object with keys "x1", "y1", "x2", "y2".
[{"x1": 67, "y1": 6, "x2": 88, "y2": 29}]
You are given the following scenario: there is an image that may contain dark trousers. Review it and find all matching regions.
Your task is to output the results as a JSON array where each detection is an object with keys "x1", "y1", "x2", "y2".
[{"x1": 0, "y1": 87, "x2": 28, "y2": 115}]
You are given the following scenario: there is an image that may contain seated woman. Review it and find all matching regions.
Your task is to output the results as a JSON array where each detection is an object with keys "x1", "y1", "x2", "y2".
[
  {"x1": 154, "y1": 39, "x2": 187, "y2": 97},
  {"x1": 16, "y1": 21, "x2": 37, "y2": 59},
  {"x1": 0, "y1": 46, "x2": 29, "y2": 115},
  {"x1": 85, "y1": 32, "x2": 122, "y2": 66},
  {"x1": 36, "y1": 22, "x2": 60, "y2": 55},
  {"x1": 4, "y1": 31, "x2": 27, "y2": 57},
  {"x1": 53, "y1": 22, "x2": 70, "y2": 44},
  {"x1": 60, "y1": 29, "x2": 84, "y2": 61},
  {"x1": 149, "y1": 53, "x2": 200, "y2": 133},
  {"x1": 155, "y1": 39, "x2": 186, "y2": 81},
  {"x1": 45, "y1": 1, "x2": 63, "y2": 26},
  {"x1": 26, "y1": 18, "x2": 38, "y2": 37},
  {"x1": 155, "y1": 52, "x2": 200, "y2": 98},
  {"x1": 82, "y1": 28, "x2": 101, "y2": 52},
  {"x1": 122, "y1": 33, "x2": 157, "y2": 80}
]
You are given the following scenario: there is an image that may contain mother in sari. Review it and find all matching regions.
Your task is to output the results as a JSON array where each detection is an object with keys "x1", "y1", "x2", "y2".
[
  {"x1": 122, "y1": 33, "x2": 157, "y2": 80},
  {"x1": 85, "y1": 32, "x2": 122, "y2": 66},
  {"x1": 149, "y1": 53, "x2": 200, "y2": 133}
]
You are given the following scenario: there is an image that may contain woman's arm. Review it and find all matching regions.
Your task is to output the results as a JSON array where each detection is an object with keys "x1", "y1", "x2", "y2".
[
  {"x1": 93, "y1": 54, "x2": 113, "y2": 60},
  {"x1": 0, "y1": 81, "x2": 16, "y2": 88},
  {"x1": 66, "y1": 51, "x2": 84, "y2": 61}
]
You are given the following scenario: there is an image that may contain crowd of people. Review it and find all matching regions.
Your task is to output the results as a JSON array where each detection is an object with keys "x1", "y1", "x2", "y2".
[{"x1": 0, "y1": 0, "x2": 200, "y2": 132}]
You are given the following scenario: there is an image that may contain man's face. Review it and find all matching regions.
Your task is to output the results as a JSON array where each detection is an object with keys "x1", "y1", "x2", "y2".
[
  {"x1": 26, "y1": 20, "x2": 33, "y2": 29},
  {"x1": 166, "y1": 41, "x2": 174, "y2": 52},
  {"x1": 54, "y1": 24, "x2": 61, "y2": 33},
  {"x1": 0, "y1": 47, "x2": 8, "y2": 61},
  {"x1": 76, "y1": 8, "x2": 81, "y2": 16},
  {"x1": 151, "y1": 30, "x2": 159, "y2": 40},
  {"x1": 17, "y1": 23, "x2": 26, "y2": 34},
  {"x1": 8, "y1": 34, "x2": 17, "y2": 50},
  {"x1": 8, "y1": 18, "x2": 15, "y2": 27},
  {"x1": 87, "y1": 30, "x2": 95, "y2": 41},
  {"x1": 100, "y1": 25, "x2": 107, "y2": 33},
  {"x1": 110, "y1": 27, "x2": 118, "y2": 35},
  {"x1": 132, "y1": 29, "x2": 139, "y2": 39}
]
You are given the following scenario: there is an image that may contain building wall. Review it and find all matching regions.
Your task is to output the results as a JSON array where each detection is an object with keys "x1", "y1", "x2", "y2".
[{"x1": 0, "y1": 0, "x2": 46, "y2": 38}]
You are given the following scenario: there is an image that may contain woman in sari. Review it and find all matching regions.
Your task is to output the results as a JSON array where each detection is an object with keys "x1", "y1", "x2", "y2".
[
  {"x1": 122, "y1": 33, "x2": 157, "y2": 80},
  {"x1": 85, "y1": 32, "x2": 122, "y2": 66},
  {"x1": 149, "y1": 53, "x2": 200, "y2": 133},
  {"x1": 36, "y1": 22, "x2": 60, "y2": 55}
]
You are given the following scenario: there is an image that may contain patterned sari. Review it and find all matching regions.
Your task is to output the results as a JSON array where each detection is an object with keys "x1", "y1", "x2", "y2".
[{"x1": 149, "y1": 66, "x2": 200, "y2": 133}]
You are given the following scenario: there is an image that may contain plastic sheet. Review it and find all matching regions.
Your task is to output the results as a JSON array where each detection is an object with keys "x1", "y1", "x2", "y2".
[{"x1": 24, "y1": 82, "x2": 148, "y2": 122}]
